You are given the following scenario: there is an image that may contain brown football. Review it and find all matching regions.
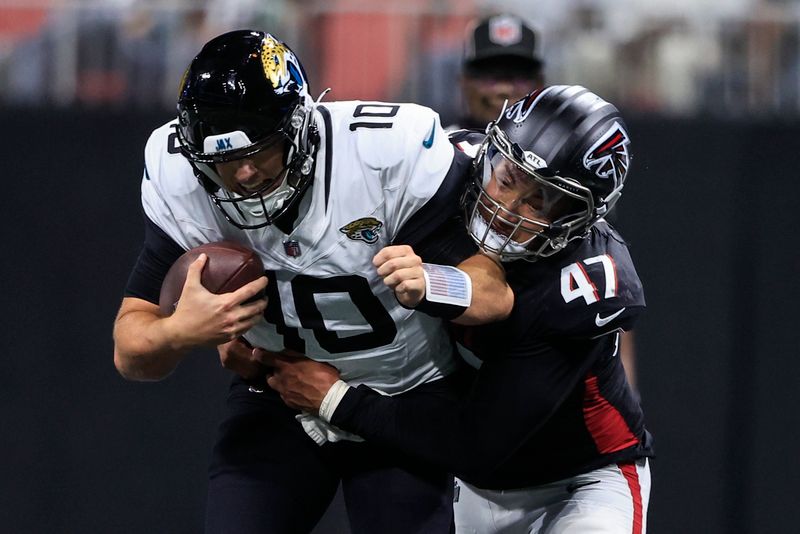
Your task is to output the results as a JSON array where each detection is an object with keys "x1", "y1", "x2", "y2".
[{"x1": 158, "y1": 241, "x2": 265, "y2": 316}]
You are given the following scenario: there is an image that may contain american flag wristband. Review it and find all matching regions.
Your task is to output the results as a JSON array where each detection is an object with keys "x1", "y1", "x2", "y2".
[{"x1": 412, "y1": 263, "x2": 472, "y2": 319}]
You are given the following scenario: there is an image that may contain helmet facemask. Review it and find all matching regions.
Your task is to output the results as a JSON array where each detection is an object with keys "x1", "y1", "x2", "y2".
[
  {"x1": 179, "y1": 101, "x2": 317, "y2": 229},
  {"x1": 463, "y1": 125, "x2": 597, "y2": 262}
]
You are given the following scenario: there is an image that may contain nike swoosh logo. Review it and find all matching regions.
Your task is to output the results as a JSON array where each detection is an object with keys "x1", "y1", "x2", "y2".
[
  {"x1": 422, "y1": 119, "x2": 436, "y2": 148},
  {"x1": 595, "y1": 307, "x2": 626, "y2": 327}
]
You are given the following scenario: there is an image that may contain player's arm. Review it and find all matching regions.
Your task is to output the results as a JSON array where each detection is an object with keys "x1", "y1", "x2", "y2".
[
  {"x1": 267, "y1": 337, "x2": 597, "y2": 483},
  {"x1": 335, "y1": 340, "x2": 600, "y2": 482},
  {"x1": 374, "y1": 245, "x2": 512, "y2": 325},
  {"x1": 452, "y1": 252, "x2": 513, "y2": 325},
  {"x1": 113, "y1": 217, "x2": 266, "y2": 381},
  {"x1": 114, "y1": 254, "x2": 267, "y2": 381},
  {"x1": 114, "y1": 297, "x2": 185, "y2": 381},
  {"x1": 620, "y1": 330, "x2": 637, "y2": 391},
  {"x1": 385, "y1": 134, "x2": 513, "y2": 324}
]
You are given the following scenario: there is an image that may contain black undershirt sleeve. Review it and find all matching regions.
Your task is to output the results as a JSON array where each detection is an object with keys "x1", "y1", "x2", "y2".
[
  {"x1": 331, "y1": 336, "x2": 604, "y2": 485},
  {"x1": 124, "y1": 216, "x2": 186, "y2": 303},
  {"x1": 392, "y1": 148, "x2": 477, "y2": 266}
]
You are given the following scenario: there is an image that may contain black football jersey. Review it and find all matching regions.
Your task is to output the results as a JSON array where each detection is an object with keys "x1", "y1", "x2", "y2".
[
  {"x1": 331, "y1": 220, "x2": 654, "y2": 489},
  {"x1": 461, "y1": 219, "x2": 645, "y2": 357}
]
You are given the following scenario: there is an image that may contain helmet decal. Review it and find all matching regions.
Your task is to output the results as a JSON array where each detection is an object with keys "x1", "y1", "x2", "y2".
[
  {"x1": 504, "y1": 87, "x2": 554, "y2": 124},
  {"x1": 521, "y1": 149, "x2": 547, "y2": 169},
  {"x1": 203, "y1": 130, "x2": 252, "y2": 153},
  {"x1": 261, "y1": 34, "x2": 305, "y2": 95},
  {"x1": 582, "y1": 121, "x2": 630, "y2": 184},
  {"x1": 177, "y1": 66, "x2": 189, "y2": 98}
]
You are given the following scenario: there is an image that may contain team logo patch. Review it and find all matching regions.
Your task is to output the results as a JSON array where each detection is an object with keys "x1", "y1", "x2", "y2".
[
  {"x1": 283, "y1": 240, "x2": 302, "y2": 257},
  {"x1": 261, "y1": 34, "x2": 306, "y2": 96},
  {"x1": 340, "y1": 217, "x2": 383, "y2": 244},
  {"x1": 583, "y1": 122, "x2": 630, "y2": 183}
]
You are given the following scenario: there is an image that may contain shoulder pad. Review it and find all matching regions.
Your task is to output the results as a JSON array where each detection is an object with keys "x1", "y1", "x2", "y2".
[
  {"x1": 141, "y1": 119, "x2": 225, "y2": 249},
  {"x1": 449, "y1": 129, "x2": 485, "y2": 159},
  {"x1": 143, "y1": 120, "x2": 201, "y2": 196},
  {"x1": 322, "y1": 101, "x2": 452, "y2": 171}
]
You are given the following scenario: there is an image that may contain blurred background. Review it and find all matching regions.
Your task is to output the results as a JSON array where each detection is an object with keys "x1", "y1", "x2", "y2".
[
  {"x1": 3, "y1": 0, "x2": 800, "y2": 116},
  {"x1": 1, "y1": 0, "x2": 799, "y2": 532}
]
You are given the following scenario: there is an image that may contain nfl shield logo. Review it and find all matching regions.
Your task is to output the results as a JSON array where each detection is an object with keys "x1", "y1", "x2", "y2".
[
  {"x1": 489, "y1": 16, "x2": 522, "y2": 46},
  {"x1": 283, "y1": 240, "x2": 302, "y2": 257}
]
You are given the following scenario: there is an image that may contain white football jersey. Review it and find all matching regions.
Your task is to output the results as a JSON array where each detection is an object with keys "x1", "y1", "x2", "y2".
[{"x1": 141, "y1": 101, "x2": 458, "y2": 393}]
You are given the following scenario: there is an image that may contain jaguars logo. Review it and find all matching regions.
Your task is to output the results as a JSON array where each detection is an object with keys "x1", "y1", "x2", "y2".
[
  {"x1": 177, "y1": 66, "x2": 189, "y2": 98},
  {"x1": 340, "y1": 217, "x2": 383, "y2": 244},
  {"x1": 261, "y1": 34, "x2": 306, "y2": 95}
]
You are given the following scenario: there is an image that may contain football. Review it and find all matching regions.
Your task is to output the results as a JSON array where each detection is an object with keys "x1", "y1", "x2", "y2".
[{"x1": 158, "y1": 241, "x2": 265, "y2": 316}]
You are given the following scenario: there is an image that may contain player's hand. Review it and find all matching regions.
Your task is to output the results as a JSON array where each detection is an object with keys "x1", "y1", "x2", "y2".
[
  {"x1": 266, "y1": 353, "x2": 341, "y2": 415},
  {"x1": 218, "y1": 337, "x2": 269, "y2": 380},
  {"x1": 166, "y1": 254, "x2": 268, "y2": 347},
  {"x1": 373, "y1": 245, "x2": 426, "y2": 308}
]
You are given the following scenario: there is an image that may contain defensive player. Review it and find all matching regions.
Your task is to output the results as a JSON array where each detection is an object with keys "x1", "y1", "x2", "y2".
[
  {"x1": 265, "y1": 86, "x2": 654, "y2": 533},
  {"x1": 112, "y1": 30, "x2": 512, "y2": 533},
  {"x1": 448, "y1": 12, "x2": 640, "y2": 388}
]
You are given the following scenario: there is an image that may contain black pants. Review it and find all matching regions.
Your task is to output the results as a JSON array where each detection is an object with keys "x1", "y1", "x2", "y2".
[{"x1": 205, "y1": 376, "x2": 456, "y2": 534}]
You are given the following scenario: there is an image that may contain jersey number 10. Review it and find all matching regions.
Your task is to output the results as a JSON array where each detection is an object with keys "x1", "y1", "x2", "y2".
[{"x1": 262, "y1": 270, "x2": 398, "y2": 354}]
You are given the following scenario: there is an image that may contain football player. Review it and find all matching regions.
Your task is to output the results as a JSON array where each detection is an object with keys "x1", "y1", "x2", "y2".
[
  {"x1": 112, "y1": 30, "x2": 513, "y2": 533},
  {"x1": 264, "y1": 86, "x2": 655, "y2": 533}
]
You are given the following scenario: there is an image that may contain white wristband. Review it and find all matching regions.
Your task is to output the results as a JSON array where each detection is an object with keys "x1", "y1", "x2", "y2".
[
  {"x1": 421, "y1": 263, "x2": 472, "y2": 307},
  {"x1": 319, "y1": 379, "x2": 350, "y2": 422}
]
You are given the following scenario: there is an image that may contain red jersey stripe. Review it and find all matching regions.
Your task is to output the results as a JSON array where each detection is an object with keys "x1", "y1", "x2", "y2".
[{"x1": 582, "y1": 374, "x2": 639, "y2": 454}]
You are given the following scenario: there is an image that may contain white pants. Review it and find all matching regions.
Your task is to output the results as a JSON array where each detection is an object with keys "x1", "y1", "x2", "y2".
[{"x1": 454, "y1": 458, "x2": 650, "y2": 534}]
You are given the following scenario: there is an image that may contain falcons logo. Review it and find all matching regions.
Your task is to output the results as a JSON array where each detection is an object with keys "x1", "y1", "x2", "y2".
[
  {"x1": 505, "y1": 87, "x2": 554, "y2": 124},
  {"x1": 583, "y1": 122, "x2": 630, "y2": 183}
]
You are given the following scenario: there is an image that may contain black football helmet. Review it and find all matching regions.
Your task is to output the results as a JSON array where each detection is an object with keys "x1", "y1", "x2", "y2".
[
  {"x1": 176, "y1": 30, "x2": 317, "y2": 229},
  {"x1": 463, "y1": 85, "x2": 632, "y2": 261}
]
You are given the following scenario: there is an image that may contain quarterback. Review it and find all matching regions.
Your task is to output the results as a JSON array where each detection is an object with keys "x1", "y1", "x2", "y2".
[
  {"x1": 266, "y1": 86, "x2": 655, "y2": 533},
  {"x1": 112, "y1": 30, "x2": 511, "y2": 533}
]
